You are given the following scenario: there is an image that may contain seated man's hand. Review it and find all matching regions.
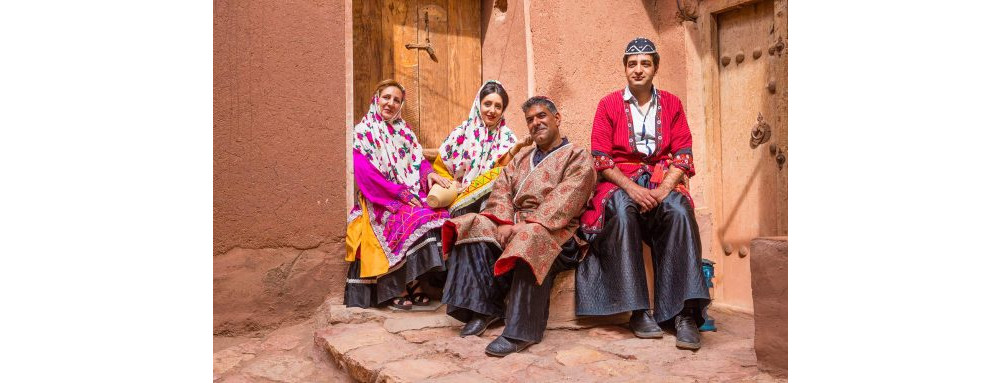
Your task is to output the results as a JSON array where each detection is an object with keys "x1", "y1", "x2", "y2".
[
  {"x1": 650, "y1": 186, "x2": 672, "y2": 205},
  {"x1": 516, "y1": 135, "x2": 534, "y2": 151},
  {"x1": 496, "y1": 224, "x2": 514, "y2": 247},
  {"x1": 624, "y1": 183, "x2": 659, "y2": 213},
  {"x1": 501, "y1": 223, "x2": 532, "y2": 247},
  {"x1": 647, "y1": 168, "x2": 685, "y2": 207}
]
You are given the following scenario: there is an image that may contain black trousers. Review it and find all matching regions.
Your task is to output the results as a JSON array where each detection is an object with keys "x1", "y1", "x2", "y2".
[
  {"x1": 576, "y1": 174, "x2": 710, "y2": 325},
  {"x1": 442, "y1": 240, "x2": 579, "y2": 343}
]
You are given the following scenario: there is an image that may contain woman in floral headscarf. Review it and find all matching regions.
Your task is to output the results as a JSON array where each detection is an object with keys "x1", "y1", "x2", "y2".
[
  {"x1": 425, "y1": 80, "x2": 532, "y2": 217},
  {"x1": 345, "y1": 79, "x2": 450, "y2": 310}
]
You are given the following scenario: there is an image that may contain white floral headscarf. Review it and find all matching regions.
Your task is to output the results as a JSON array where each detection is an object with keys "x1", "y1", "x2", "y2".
[
  {"x1": 437, "y1": 80, "x2": 518, "y2": 190},
  {"x1": 352, "y1": 86, "x2": 423, "y2": 197}
]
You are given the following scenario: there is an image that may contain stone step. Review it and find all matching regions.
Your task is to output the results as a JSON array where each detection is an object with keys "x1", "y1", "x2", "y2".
[
  {"x1": 315, "y1": 304, "x2": 782, "y2": 383},
  {"x1": 546, "y1": 272, "x2": 632, "y2": 329},
  {"x1": 213, "y1": 318, "x2": 353, "y2": 382}
]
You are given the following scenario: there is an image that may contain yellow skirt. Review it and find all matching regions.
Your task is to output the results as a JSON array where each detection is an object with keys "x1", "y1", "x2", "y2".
[{"x1": 345, "y1": 198, "x2": 390, "y2": 278}]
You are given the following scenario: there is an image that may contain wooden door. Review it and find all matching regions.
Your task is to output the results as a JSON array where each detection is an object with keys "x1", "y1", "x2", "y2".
[
  {"x1": 352, "y1": 0, "x2": 482, "y2": 158},
  {"x1": 714, "y1": 0, "x2": 788, "y2": 309}
]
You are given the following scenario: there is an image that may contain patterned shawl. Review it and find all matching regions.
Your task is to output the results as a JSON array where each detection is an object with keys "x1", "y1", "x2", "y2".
[
  {"x1": 352, "y1": 90, "x2": 424, "y2": 197},
  {"x1": 437, "y1": 80, "x2": 518, "y2": 190}
]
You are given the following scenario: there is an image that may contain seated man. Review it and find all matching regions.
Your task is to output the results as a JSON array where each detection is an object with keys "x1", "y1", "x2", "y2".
[
  {"x1": 577, "y1": 37, "x2": 710, "y2": 350},
  {"x1": 440, "y1": 96, "x2": 597, "y2": 357}
]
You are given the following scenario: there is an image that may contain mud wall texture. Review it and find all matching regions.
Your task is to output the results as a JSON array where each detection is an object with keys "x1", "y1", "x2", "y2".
[
  {"x1": 214, "y1": 0, "x2": 349, "y2": 335},
  {"x1": 481, "y1": 0, "x2": 689, "y2": 150}
]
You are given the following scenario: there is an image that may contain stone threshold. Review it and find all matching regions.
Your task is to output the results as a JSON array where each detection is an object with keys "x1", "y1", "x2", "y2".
[{"x1": 313, "y1": 303, "x2": 786, "y2": 383}]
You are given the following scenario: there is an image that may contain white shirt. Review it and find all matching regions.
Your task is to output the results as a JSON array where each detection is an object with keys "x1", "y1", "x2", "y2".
[{"x1": 623, "y1": 86, "x2": 657, "y2": 156}]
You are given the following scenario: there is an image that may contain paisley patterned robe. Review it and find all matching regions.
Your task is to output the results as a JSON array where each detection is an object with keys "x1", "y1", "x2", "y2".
[{"x1": 441, "y1": 141, "x2": 597, "y2": 284}]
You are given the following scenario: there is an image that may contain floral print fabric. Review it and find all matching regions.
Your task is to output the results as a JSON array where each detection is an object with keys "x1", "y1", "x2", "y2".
[
  {"x1": 352, "y1": 93, "x2": 424, "y2": 197},
  {"x1": 437, "y1": 80, "x2": 518, "y2": 191}
]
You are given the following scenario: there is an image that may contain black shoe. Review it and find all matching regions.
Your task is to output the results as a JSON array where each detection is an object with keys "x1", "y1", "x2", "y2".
[
  {"x1": 674, "y1": 311, "x2": 702, "y2": 350},
  {"x1": 485, "y1": 336, "x2": 535, "y2": 357},
  {"x1": 460, "y1": 314, "x2": 499, "y2": 337},
  {"x1": 630, "y1": 310, "x2": 664, "y2": 339}
]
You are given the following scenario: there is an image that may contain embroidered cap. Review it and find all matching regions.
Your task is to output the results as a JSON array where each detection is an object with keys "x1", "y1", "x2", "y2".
[
  {"x1": 624, "y1": 37, "x2": 657, "y2": 55},
  {"x1": 532, "y1": 95, "x2": 557, "y2": 109}
]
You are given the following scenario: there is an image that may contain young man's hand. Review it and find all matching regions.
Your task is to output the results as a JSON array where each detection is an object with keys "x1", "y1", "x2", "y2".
[
  {"x1": 625, "y1": 183, "x2": 659, "y2": 213},
  {"x1": 649, "y1": 187, "x2": 672, "y2": 207}
]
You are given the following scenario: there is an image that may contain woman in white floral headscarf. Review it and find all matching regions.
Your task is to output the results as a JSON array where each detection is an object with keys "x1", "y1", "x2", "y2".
[
  {"x1": 345, "y1": 79, "x2": 450, "y2": 311},
  {"x1": 425, "y1": 80, "x2": 532, "y2": 217}
]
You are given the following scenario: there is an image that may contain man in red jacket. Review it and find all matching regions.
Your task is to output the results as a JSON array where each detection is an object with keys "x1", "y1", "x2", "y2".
[{"x1": 576, "y1": 37, "x2": 710, "y2": 350}]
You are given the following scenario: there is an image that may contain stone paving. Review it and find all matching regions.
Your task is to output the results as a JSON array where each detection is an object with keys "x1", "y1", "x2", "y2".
[
  {"x1": 214, "y1": 317, "x2": 352, "y2": 382},
  {"x1": 215, "y1": 300, "x2": 786, "y2": 383}
]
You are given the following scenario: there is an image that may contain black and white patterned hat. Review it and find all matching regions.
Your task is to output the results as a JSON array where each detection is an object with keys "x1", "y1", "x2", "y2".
[{"x1": 624, "y1": 37, "x2": 657, "y2": 55}]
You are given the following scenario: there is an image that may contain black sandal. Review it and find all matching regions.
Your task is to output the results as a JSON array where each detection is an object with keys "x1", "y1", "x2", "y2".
[
  {"x1": 411, "y1": 293, "x2": 431, "y2": 306},
  {"x1": 389, "y1": 296, "x2": 413, "y2": 311},
  {"x1": 406, "y1": 284, "x2": 432, "y2": 307}
]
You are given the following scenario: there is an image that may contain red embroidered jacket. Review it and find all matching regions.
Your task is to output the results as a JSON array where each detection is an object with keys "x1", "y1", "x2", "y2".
[{"x1": 580, "y1": 88, "x2": 696, "y2": 234}]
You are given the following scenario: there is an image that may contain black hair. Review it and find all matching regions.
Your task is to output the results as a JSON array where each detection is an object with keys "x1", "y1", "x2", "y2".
[
  {"x1": 521, "y1": 96, "x2": 558, "y2": 115},
  {"x1": 622, "y1": 52, "x2": 661, "y2": 69},
  {"x1": 478, "y1": 82, "x2": 510, "y2": 112}
]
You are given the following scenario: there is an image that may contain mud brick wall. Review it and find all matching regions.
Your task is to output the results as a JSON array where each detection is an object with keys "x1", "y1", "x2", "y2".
[{"x1": 214, "y1": 0, "x2": 349, "y2": 335}]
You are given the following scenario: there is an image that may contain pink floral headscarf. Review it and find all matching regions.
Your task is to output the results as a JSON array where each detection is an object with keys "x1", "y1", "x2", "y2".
[
  {"x1": 437, "y1": 80, "x2": 518, "y2": 189},
  {"x1": 352, "y1": 86, "x2": 424, "y2": 197}
]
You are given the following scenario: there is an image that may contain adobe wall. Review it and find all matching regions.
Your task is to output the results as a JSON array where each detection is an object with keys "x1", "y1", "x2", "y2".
[
  {"x1": 482, "y1": 1, "x2": 688, "y2": 146},
  {"x1": 213, "y1": 0, "x2": 349, "y2": 335}
]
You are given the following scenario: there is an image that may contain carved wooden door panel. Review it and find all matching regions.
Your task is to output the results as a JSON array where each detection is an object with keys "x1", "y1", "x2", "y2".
[
  {"x1": 715, "y1": 0, "x2": 788, "y2": 310},
  {"x1": 353, "y1": 0, "x2": 482, "y2": 158}
]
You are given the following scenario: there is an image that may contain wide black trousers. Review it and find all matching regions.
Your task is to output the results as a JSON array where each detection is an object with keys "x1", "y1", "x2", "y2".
[
  {"x1": 344, "y1": 228, "x2": 446, "y2": 308},
  {"x1": 442, "y1": 239, "x2": 579, "y2": 343},
  {"x1": 576, "y1": 174, "x2": 710, "y2": 325}
]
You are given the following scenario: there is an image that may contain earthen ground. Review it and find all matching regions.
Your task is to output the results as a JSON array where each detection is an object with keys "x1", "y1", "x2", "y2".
[{"x1": 214, "y1": 300, "x2": 786, "y2": 382}]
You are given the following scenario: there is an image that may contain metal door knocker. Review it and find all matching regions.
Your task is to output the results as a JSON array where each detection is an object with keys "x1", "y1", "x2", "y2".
[{"x1": 749, "y1": 113, "x2": 771, "y2": 149}]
